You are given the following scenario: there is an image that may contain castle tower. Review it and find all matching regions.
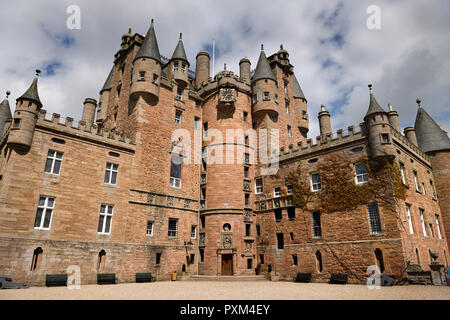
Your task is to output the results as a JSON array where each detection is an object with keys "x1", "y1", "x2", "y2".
[
  {"x1": 239, "y1": 57, "x2": 251, "y2": 84},
  {"x1": 195, "y1": 50, "x2": 210, "y2": 88},
  {"x1": 414, "y1": 100, "x2": 450, "y2": 249},
  {"x1": 130, "y1": 19, "x2": 162, "y2": 104},
  {"x1": 7, "y1": 70, "x2": 42, "y2": 152},
  {"x1": 0, "y1": 91, "x2": 12, "y2": 137},
  {"x1": 292, "y1": 73, "x2": 308, "y2": 138},
  {"x1": 96, "y1": 66, "x2": 113, "y2": 126},
  {"x1": 81, "y1": 98, "x2": 97, "y2": 125},
  {"x1": 168, "y1": 33, "x2": 189, "y2": 88},
  {"x1": 364, "y1": 84, "x2": 393, "y2": 159},
  {"x1": 387, "y1": 103, "x2": 401, "y2": 132},
  {"x1": 318, "y1": 104, "x2": 331, "y2": 137},
  {"x1": 404, "y1": 127, "x2": 418, "y2": 146}
]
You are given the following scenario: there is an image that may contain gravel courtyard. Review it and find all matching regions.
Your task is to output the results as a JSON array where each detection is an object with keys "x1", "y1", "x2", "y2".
[{"x1": 1, "y1": 281, "x2": 449, "y2": 300}]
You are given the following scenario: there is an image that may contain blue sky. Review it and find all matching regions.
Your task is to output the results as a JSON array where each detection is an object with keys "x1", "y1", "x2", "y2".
[{"x1": 0, "y1": 0, "x2": 449, "y2": 138}]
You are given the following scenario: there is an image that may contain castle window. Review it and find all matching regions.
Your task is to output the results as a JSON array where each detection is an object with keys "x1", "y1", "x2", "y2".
[
  {"x1": 191, "y1": 225, "x2": 197, "y2": 239},
  {"x1": 45, "y1": 150, "x2": 63, "y2": 175},
  {"x1": 175, "y1": 110, "x2": 182, "y2": 124},
  {"x1": 244, "y1": 166, "x2": 249, "y2": 178},
  {"x1": 302, "y1": 111, "x2": 308, "y2": 120},
  {"x1": 34, "y1": 196, "x2": 55, "y2": 230},
  {"x1": 245, "y1": 224, "x2": 251, "y2": 237},
  {"x1": 287, "y1": 125, "x2": 292, "y2": 138},
  {"x1": 152, "y1": 74, "x2": 158, "y2": 84},
  {"x1": 286, "y1": 184, "x2": 293, "y2": 195},
  {"x1": 290, "y1": 232, "x2": 294, "y2": 240},
  {"x1": 354, "y1": 162, "x2": 369, "y2": 184},
  {"x1": 146, "y1": 221, "x2": 154, "y2": 236},
  {"x1": 170, "y1": 153, "x2": 182, "y2": 188},
  {"x1": 190, "y1": 254, "x2": 195, "y2": 264},
  {"x1": 116, "y1": 82, "x2": 122, "y2": 97},
  {"x1": 310, "y1": 173, "x2": 322, "y2": 192},
  {"x1": 274, "y1": 187, "x2": 281, "y2": 197},
  {"x1": 285, "y1": 102, "x2": 289, "y2": 114},
  {"x1": 181, "y1": 63, "x2": 186, "y2": 73},
  {"x1": 176, "y1": 87, "x2": 183, "y2": 101},
  {"x1": 315, "y1": 251, "x2": 323, "y2": 273},
  {"x1": 284, "y1": 82, "x2": 288, "y2": 94},
  {"x1": 97, "y1": 250, "x2": 106, "y2": 272},
  {"x1": 374, "y1": 249, "x2": 385, "y2": 273},
  {"x1": 245, "y1": 193, "x2": 250, "y2": 206},
  {"x1": 263, "y1": 92, "x2": 270, "y2": 101},
  {"x1": 255, "y1": 178, "x2": 263, "y2": 194},
  {"x1": 247, "y1": 258, "x2": 253, "y2": 269},
  {"x1": 406, "y1": 204, "x2": 414, "y2": 234},
  {"x1": 104, "y1": 163, "x2": 118, "y2": 185},
  {"x1": 419, "y1": 209, "x2": 427, "y2": 237},
  {"x1": 199, "y1": 249, "x2": 204, "y2": 262},
  {"x1": 156, "y1": 253, "x2": 161, "y2": 265},
  {"x1": 380, "y1": 133, "x2": 390, "y2": 144},
  {"x1": 168, "y1": 218, "x2": 178, "y2": 238},
  {"x1": 138, "y1": 71, "x2": 145, "y2": 81},
  {"x1": 416, "y1": 248, "x2": 420, "y2": 265},
  {"x1": 274, "y1": 209, "x2": 282, "y2": 222},
  {"x1": 435, "y1": 215, "x2": 442, "y2": 239},
  {"x1": 194, "y1": 117, "x2": 200, "y2": 130},
  {"x1": 413, "y1": 170, "x2": 420, "y2": 192},
  {"x1": 244, "y1": 134, "x2": 249, "y2": 145},
  {"x1": 98, "y1": 204, "x2": 113, "y2": 235},
  {"x1": 13, "y1": 118, "x2": 21, "y2": 129},
  {"x1": 287, "y1": 207, "x2": 295, "y2": 220},
  {"x1": 312, "y1": 211, "x2": 322, "y2": 238},
  {"x1": 430, "y1": 179, "x2": 436, "y2": 198},
  {"x1": 422, "y1": 182, "x2": 427, "y2": 195},
  {"x1": 367, "y1": 203, "x2": 382, "y2": 235},
  {"x1": 260, "y1": 254, "x2": 264, "y2": 265},
  {"x1": 201, "y1": 216, "x2": 205, "y2": 228},
  {"x1": 292, "y1": 255, "x2": 298, "y2": 266},
  {"x1": 253, "y1": 94, "x2": 257, "y2": 103},
  {"x1": 244, "y1": 153, "x2": 250, "y2": 164},
  {"x1": 429, "y1": 223, "x2": 434, "y2": 238},
  {"x1": 31, "y1": 247, "x2": 43, "y2": 271},
  {"x1": 173, "y1": 62, "x2": 179, "y2": 72},
  {"x1": 243, "y1": 111, "x2": 248, "y2": 122},
  {"x1": 276, "y1": 233, "x2": 284, "y2": 249},
  {"x1": 399, "y1": 162, "x2": 407, "y2": 184},
  {"x1": 203, "y1": 122, "x2": 208, "y2": 137},
  {"x1": 256, "y1": 224, "x2": 260, "y2": 237}
]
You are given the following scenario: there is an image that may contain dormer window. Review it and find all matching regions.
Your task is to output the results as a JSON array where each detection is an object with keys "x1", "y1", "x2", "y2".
[{"x1": 173, "y1": 62, "x2": 179, "y2": 72}]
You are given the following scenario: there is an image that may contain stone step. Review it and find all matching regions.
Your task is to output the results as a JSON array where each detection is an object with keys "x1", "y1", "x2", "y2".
[{"x1": 187, "y1": 275, "x2": 269, "y2": 281}]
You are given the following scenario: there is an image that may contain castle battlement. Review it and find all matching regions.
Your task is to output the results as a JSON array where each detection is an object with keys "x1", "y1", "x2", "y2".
[{"x1": 36, "y1": 109, "x2": 136, "y2": 150}]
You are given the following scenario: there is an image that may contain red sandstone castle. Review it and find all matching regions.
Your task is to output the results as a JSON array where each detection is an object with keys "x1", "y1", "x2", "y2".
[{"x1": 0, "y1": 19, "x2": 449, "y2": 286}]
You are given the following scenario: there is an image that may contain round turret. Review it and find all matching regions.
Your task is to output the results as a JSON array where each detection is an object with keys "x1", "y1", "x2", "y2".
[
  {"x1": 82, "y1": 98, "x2": 97, "y2": 125},
  {"x1": 130, "y1": 19, "x2": 162, "y2": 105},
  {"x1": 318, "y1": 105, "x2": 331, "y2": 137},
  {"x1": 387, "y1": 103, "x2": 401, "y2": 132},
  {"x1": 7, "y1": 70, "x2": 42, "y2": 152},
  {"x1": 239, "y1": 57, "x2": 251, "y2": 84},
  {"x1": 169, "y1": 33, "x2": 189, "y2": 88},
  {"x1": 195, "y1": 50, "x2": 210, "y2": 88}
]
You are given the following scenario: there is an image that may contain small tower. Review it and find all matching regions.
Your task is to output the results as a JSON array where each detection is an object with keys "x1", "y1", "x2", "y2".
[
  {"x1": 364, "y1": 84, "x2": 393, "y2": 159},
  {"x1": 277, "y1": 44, "x2": 290, "y2": 66},
  {"x1": 7, "y1": 70, "x2": 42, "y2": 152},
  {"x1": 168, "y1": 33, "x2": 189, "y2": 88},
  {"x1": 414, "y1": 100, "x2": 450, "y2": 249},
  {"x1": 195, "y1": 50, "x2": 210, "y2": 88},
  {"x1": 239, "y1": 57, "x2": 251, "y2": 84},
  {"x1": 387, "y1": 103, "x2": 401, "y2": 132},
  {"x1": 0, "y1": 91, "x2": 12, "y2": 137},
  {"x1": 252, "y1": 45, "x2": 278, "y2": 117},
  {"x1": 130, "y1": 19, "x2": 162, "y2": 104},
  {"x1": 292, "y1": 73, "x2": 308, "y2": 138},
  {"x1": 96, "y1": 66, "x2": 114, "y2": 126},
  {"x1": 318, "y1": 104, "x2": 331, "y2": 137},
  {"x1": 81, "y1": 98, "x2": 97, "y2": 125}
]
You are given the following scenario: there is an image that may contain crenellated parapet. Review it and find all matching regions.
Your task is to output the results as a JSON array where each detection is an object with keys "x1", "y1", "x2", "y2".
[{"x1": 36, "y1": 109, "x2": 136, "y2": 151}]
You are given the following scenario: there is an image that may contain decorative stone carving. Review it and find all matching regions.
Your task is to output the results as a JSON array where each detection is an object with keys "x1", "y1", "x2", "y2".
[
  {"x1": 183, "y1": 199, "x2": 191, "y2": 209},
  {"x1": 244, "y1": 241, "x2": 252, "y2": 255},
  {"x1": 244, "y1": 209, "x2": 252, "y2": 222},
  {"x1": 273, "y1": 198, "x2": 281, "y2": 208},
  {"x1": 243, "y1": 180, "x2": 251, "y2": 192},
  {"x1": 147, "y1": 193, "x2": 156, "y2": 204},
  {"x1": 221, "y1": 233, "x2": 232, "y2": 249},
  {"x1": 167, "y1": 196, "x2": 174, "y2": 207},
  {"x1": 259, "y1": 200, "x2": 267, "y2": 211},
  {"x1": 199, "y1": 232, "x2": 206, "y2": 247}
]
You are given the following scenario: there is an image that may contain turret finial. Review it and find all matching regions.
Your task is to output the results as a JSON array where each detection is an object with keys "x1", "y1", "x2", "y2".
[
  {"x1": 416, "y1": 98, "x2": 422, "y2": 108},
  {"x1": 280, "y1": 44, "x2": 283, "y2": 50},
  {"x1": 224, "y1": 63, "x2": 227, "y2": 70},
  {"x1": 321, "y1": 104, "x2": 326, "y2": 112},
  {"x1": 261, "y1": 44, "x2": 264, "y2": 51},
  {"x1": 179, "y1": 33, "x2": 182, "y2": 40},
  {"x1": 128, "y1": 27, "x2": 132, "y2": 33},
  {"x1": 388, "y1": 103, "x2": 393, "y2": 112},
  {"x1": 368, "y1": 84, "x2": 373, "y2": 92},
  {"x1": 36, "y1": 69, "x2": 41, "y2": 77},
  {"x1": 151, "y1": 18, "x2": 154, "y2": 24},
  {"x1": 6, "y1": 90, "x2": 10, "y2": 98}
]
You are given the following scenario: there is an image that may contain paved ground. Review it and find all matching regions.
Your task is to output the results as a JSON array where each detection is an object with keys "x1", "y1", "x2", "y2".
[{"x1": 1, "y1": 281, "x2": 449, "y2": 300}]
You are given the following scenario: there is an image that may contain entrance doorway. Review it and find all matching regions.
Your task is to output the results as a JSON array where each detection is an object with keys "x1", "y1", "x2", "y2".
[{"x1": 221, "y1": 254, "x2": 233, "y2": 276}]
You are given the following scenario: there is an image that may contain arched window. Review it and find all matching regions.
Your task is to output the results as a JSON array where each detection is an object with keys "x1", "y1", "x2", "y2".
[
  {"x1": 97, "y1": 250, "x2": 106, "y2": 272},
  {"x1": 31, "y1": 247, "x2": 43, "y2": 271},
  {"x1": 374, "y1": 248, "x2": 385, "y2": 273},
  {"x1": 315, "y1": 251, "x2": 323, "y2": 273}
]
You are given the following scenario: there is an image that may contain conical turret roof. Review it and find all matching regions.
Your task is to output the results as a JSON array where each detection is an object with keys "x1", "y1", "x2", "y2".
[
  {"x1": 292, "y1": 74, "x2": 306, "y2": 100},
  {"x1": 414, "y1": 106, "x2": 450, "y2": 153},
  {"x1": 252, "y1": 46, "x2": 276, "y2": 83},
  {"x1": 135, "y1": 19, "x2": 161, "y2": 63},
  {"x1": 364, "y1": 85, "x2": 385, "y2": 119},
  {"x1": 0, "y1": 93, "x2": 12, "y2": 136},
  {"x1": 17, "y1": 72, "x2": 42, "y2": 108},
  {"x1": 100, "y1": 66, "x2": 114, "y2": 93},
  {"x1": 171, "y1": 33, "x2": 189, "y2": 64}
]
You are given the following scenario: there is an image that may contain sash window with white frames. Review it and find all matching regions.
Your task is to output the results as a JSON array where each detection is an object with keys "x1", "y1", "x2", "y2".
[
  {"x1": 399, "y1": 162, "x2": 406, "y2": 184},
  {"x1": 176, "y1": 87, "x2": 183, "y2": 101},
  {"x1": 104, "y1": 163, "x2": 118, "y2": 185},
  {"x1": 173, "y1": 61, "x2": 179, "y2": 72},
  {"x1": 34, "y1": 196, "x2": 55, "y2": 230},
  {"x1": 312, "y1": 211, "x2": 322, "y2": 238},
  {"x1": 413, "y1": 170, "x2": 420, "y2": 192},
  {"x1": 354, "y1": 162, "x2": 369, "y2": 184},
  {"x1": 255, "y1": 178, "x2": 263, "y2": 194},
  {"x1": 168, "y1": 219, "x2": 178, "y2": 238},
  {"x1": 419, "y1": 209, "x2": 427, "y2": 237},
  {"x1": 45, "y1": 150, "x2": 63, "y2": 174},
  {"x1": 175, "y1": 110, "x2": 182, "y2": 124},
  {"x1": 310, "y1": 173, "x2": 322, "y2": 192},
  {"x1": 146, "y1": 221, "x2": 154, "y2": 236},
  {"x1": 170, "y1": 153, "x2": 182, "y2": 188},
  {"x1": 98, "y1": 204, "x2": 113, "y2": 234},
  {"x1": 191, "y1": 225, "x2": 197, "y2": 239},
  {"x1": 181, "y1": 63, "x2": 186, "y2": 73},
  {"x1": 286, "y1": 184, "x2": 293, "y2": 195},
  {"x1": 274, "y1": 187, "x2": 281, "y2": 197},
  {"x1": 406, "y1": 205, "x2": 414, "y2": 234}
]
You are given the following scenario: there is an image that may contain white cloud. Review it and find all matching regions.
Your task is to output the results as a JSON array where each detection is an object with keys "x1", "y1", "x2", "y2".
[{"x1": 0, "y1": 0, "x2": 448, "y2": 139}]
